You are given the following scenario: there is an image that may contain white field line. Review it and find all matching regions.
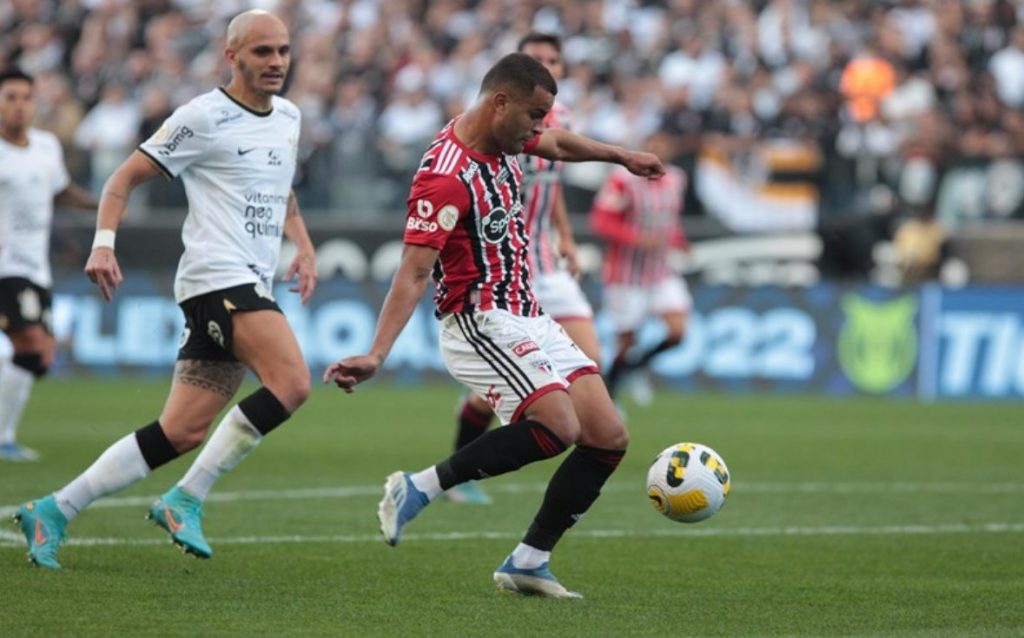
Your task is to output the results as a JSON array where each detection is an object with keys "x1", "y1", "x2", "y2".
[
  {"x1": 2, "y1": 481, "x2": 1024, "y2": 549},
  {"x1": 2, "y1": 480, "x2": 1022, "y2": 519},
  {"x1": 2, "y1": 522, "x2": 1023, "y2": 549}
]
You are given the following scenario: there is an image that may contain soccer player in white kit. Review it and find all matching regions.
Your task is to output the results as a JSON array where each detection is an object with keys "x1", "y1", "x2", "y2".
[
  {"x1": 0, "y1": 68, "x2": 98, "y2": 462},
  {"x1": 446, "y1": 33, "x2": 602, "y2": 505},
  {"x1": 14, "y1": 11, "x2": 316, "y2": 570}
]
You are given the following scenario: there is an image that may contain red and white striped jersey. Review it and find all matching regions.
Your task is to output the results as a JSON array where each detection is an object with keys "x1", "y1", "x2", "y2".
[
  {"x1": 521, "y1": 102, "x2": 571, "y2": 275},
  {"x1": 404, "y1": 119, "x2": 543, "y2": 316},
  {"x1": 590, "y1": 165, "x2": 689, "y2": 286}
]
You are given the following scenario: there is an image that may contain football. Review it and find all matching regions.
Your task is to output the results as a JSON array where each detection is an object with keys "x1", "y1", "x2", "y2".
[{"x1": 646, "y1": 443, "x2": 731, "y2": 523}]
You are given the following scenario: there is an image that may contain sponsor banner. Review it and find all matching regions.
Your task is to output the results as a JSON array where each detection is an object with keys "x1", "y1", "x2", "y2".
[{"x1": 45, "y1": 271, "x2": 1023, "y2": 400}]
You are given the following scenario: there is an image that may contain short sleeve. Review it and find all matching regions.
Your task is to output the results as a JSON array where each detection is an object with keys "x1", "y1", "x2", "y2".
[
  {"x1": 138, "y1": 102, "x2": 212, "y2": 179},
  {"x1": 404, "y1": 171, "x2": 471, "y2": 250}
]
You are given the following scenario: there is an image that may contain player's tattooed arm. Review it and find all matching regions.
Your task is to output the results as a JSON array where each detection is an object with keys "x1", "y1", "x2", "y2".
[
  {"x1": 283, "y1": 190, "x2": 317, "y2": 303},
  {"x1": 174, "y1": 359, "x2": 246, "y2": 398}
]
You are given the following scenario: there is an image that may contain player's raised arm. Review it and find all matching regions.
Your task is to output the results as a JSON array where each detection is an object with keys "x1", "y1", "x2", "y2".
[
  {"x1": 283, "y1": 190, "x2": 317, "y2": 303},
  {"x1": 528, "y1": 128, "x2": 665, "y2": 179},
  {"x1": 323, "y1": 244, "x2": 439, "y2": 392},
  {"x1": 84, "y1": 151, "x2": 162, "y2": 301}
]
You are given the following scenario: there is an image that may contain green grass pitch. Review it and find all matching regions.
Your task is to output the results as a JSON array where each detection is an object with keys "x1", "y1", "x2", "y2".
[{"x1": 1, "y1": 378, "x2": 1022, "y2": 637}]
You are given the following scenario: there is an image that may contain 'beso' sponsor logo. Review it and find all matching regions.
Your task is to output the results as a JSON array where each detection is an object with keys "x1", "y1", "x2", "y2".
[{"x1": 407, "y1": 217, "x2": 438, "y2": 233}]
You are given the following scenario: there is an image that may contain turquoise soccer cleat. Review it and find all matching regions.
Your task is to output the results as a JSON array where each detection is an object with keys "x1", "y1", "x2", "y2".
[
  {"x1": 0, "y1": 442, "x2": 40, "y2": 462},
  {"x1": 147, "y1": 486, "x2": 212, "y2": 559},
  {"x1": 13, "y1": 495, "x2": 68, "y2": 570},
  {"x1": 493, "y1": 555, "x2": 583, "y2": 599},
  {"x1": 442, "y1": 480, "x2": 492, "y2": 505},
  {"x1": 377, "y1": 471, "x2": 430, "y2": 546}
]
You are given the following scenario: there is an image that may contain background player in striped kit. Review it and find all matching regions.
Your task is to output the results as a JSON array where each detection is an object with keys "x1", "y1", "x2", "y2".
[
  {"x1": 14, "y1": 11, "x2": 316, "y2": 570},
  {"x1": 0, "y1": 68, "x2": 98, "y2": 462},
  {"x1": 325, "y1": 53, "x2": 664, "y2": 598},
  {"x1": 446, "y1": 32, "x2": 602, "y2": 505},
  {"x1": 591, "y1": 130, "x2": 692, "y2": 402}
]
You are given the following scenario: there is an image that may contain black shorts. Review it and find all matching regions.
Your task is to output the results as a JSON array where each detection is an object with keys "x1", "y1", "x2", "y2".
[
  {"x1": 177, "y1": 283, "x2": 282, "y2": 362},
  {"x1": 0, "y1": 277, "x2": 52, "y2": 334}
]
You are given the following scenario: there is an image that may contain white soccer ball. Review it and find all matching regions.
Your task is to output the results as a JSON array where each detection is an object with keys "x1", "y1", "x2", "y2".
[{"x1": 646, "y1": 442, "x2": 731, "y2": 523}]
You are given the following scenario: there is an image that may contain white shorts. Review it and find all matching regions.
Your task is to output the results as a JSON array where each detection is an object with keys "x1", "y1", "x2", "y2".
[
  {"x1": 603, "y1": 277, "x2": 692, "y2": 334},
  {"x1": 440, "y1": 310, "x2": 599, "y2": 425},
  {"x1": 533, "y1": 270, "x2": 593, "y2": 320}
]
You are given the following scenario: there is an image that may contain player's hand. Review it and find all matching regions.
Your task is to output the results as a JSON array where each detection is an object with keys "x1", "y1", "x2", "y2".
[
  {"x1": 322, "y1": 354, "x2": 382, "y2": 393},
  {"x1": 558, "y1": 236, "x2": 580, "y2": 277},
  {"x1": 285, "y1": 250, "x2": 317, "y2": 304},
  {"x1": 84, "y1": 248, "x2": 123, "y2": 302},
  {"x1": 623, "y1": 151, "x2": 665, "y2": 179}
]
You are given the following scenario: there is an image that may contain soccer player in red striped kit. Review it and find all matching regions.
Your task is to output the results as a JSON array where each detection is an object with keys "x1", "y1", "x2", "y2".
[
  {"x1": 325, "y1": 53, "x2": 663, "y2": 598},
  {"x1": 446, "y1": 32, "x2": 602, "y2": 505}
]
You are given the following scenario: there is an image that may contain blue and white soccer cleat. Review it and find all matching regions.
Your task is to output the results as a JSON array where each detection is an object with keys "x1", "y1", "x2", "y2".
[
  {"x1": 377, "y1": 471, "x2": 430, "y2": 546},
  {"x1": 147, "y1": 486, "x2": 212, "y2": 558},
  {"x1": 13, "y1": 495, "x2": 67, "y2": 570},
  {"x1": 442, "y1": 480, "x2": 492, "y2": 505},
  {"x1": 0, "y1": 442, "x2": 40, "y2": 462},
  {"x1": 493, "y1": 555, "x2": 583, "y2": 599}
]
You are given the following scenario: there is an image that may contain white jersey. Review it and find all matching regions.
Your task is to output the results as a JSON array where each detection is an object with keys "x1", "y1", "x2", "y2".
[
  {"x1": 0, "y1": 128, "x2": 71, "y2": 288},
  {"x1": 139, "y1": 88, "x2": 301, "y2": 303}
]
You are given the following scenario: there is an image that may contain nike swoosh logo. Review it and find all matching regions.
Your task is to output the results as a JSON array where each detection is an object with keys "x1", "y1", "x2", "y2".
[
  {"x1": 237, "y1": 147, "x2": 256, "y2": 155},
  {"x1": 164, "y1": 507, "x2": 184, "y2": 533},
  {"x1": 34, "y1": 520, "x2": 47, "y2": 545}
]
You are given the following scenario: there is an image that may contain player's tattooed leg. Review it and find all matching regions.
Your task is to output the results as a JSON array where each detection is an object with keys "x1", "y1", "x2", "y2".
[{"x1": 174, "y1": 359, "x2": 246, "y2": 398}]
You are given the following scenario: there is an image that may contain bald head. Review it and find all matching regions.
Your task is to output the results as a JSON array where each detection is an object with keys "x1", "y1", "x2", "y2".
[{"x1": 226, "y1": 10, "x2": 287, "y2": 50}]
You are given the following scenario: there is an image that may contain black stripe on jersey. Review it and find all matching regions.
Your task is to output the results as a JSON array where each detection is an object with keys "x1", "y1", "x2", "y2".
[
  {"x1": 137, "y1": 147, "x2": 174, "y2": 180},
  {"x1": 460, "y1": 162, "x2": 488, "y2": 312},
  {"x1": 477, "y1": 160, "x2": 515, "y2": 312},
  {"x1": 464, "y1": 313, "x2": 536, "y2": 394},
  {"x1": 453, "y1": 314, "x2": 531, "y2": 399},
  {"x1": 503, "y1": 155, "x2": 534, "y2": 316}
]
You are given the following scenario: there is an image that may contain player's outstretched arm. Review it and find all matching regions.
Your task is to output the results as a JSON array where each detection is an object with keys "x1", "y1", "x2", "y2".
[
  {"x1": 84, "y1": 151, "x2": 162, "y2": 302},
  {"x1": 528, "y1": 128, "x2": 666, "y2": 179},
  {"x1": 323, "y1": 244, "x2": 439, "y2": 392},
  {"x1": 283, "y1": 190, "x2": 317, "y2": 304}
]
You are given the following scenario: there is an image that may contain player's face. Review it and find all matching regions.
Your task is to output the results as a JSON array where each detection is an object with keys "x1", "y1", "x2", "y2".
[
  {"x1": 520, "y1": 42, "x2": 564, "y2": 80},
  {"x1": 493, "y1": 85, "x2": 554, "y2": 154},
  {"x1": 0, "y1": 79, "x2": 35, "y2": 131},
  {"x1": 230, "y1": 21, "x2": 291, "y2": 96}
]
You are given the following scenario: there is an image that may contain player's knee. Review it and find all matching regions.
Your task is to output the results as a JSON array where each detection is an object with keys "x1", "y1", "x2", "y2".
[{"x1": 13, "y1": 352, "x2": 48, "y2": 378}]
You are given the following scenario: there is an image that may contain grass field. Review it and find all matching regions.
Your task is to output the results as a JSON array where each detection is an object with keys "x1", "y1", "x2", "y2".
[{"x1": 1, "y1": 378, "x2": 1022, "y2": 637}]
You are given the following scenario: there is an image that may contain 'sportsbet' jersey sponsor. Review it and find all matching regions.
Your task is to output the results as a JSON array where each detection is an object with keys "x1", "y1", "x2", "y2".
[
  {"x1": 404, "y1": 119, "x2": 542, "y2": 317},
  {"x1": 139, "y1": 88, "x2": 300, "y2": 302},
  {"x1": 0, "y1": 128, "x2": 70, "y2": 288}
]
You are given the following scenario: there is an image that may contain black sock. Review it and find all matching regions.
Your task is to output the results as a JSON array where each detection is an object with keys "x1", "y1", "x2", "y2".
[
  {"x1": 632, "y1": 337, "x2": 679, "y2": 369},
  {"x1": 134, "y1": 420, "x2": 180, "y2": 470},
  {"x1": 455, "y1": 400, "x2": 494, "y2": 450},
  {"x1": 238, "y1": 387, "x2": 290, "y2": 435},
  {"x1": 523, "y1": 445, "x2": 626, "y2": 551},
  {"x1": 605, "y1": 353, "x2": 631, "y2": 398},
  {"x1": 436, "y1": 419, "x2": 566, "y2": 490}
]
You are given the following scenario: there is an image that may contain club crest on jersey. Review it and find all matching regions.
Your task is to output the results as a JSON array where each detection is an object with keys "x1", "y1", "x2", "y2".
[{"x1": 481, "y1": 207, "x2": 509, "y2": 243}]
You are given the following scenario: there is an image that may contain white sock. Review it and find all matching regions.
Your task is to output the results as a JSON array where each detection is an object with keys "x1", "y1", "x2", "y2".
[
  {"x1": 177, "y1": 405, "x2": 262, "y2": 501},
  {"x1": 0, "y1": 360, "x2": 34, "y2": 445},
  {"x1": 54, "y1": 434, "x2": 151, "y2": 521},
  {"x1": 510, "y1": 543, "x2": 551, "y2": 570},
  {"x1": 410, "y1": 467, "x2": 443, "y2": 500}
]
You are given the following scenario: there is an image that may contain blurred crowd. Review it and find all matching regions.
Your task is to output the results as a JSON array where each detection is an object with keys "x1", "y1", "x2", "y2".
[{"x1": 2, "y1": 0, "x2": 1023, "y2": 240}]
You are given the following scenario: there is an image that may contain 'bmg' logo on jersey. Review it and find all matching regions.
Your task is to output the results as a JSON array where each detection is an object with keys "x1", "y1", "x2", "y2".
[
  {"x1": 156, "y1": 126, "x2": 194, "y2": 157},
  {"x1": 481, "y1": 207, "x2": 509, "y2": 243}
]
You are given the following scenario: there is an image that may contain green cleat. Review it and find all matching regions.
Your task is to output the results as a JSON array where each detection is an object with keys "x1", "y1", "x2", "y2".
[
  {"x1": 147, "y1": 486, "x2": 212, "y2": 559},
  {"x1": 13, "y1": 495, "x2": 68, "y2": 570},
  {"x1": 442, "y1": 480, "x2": 493, "y2": 505}
]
